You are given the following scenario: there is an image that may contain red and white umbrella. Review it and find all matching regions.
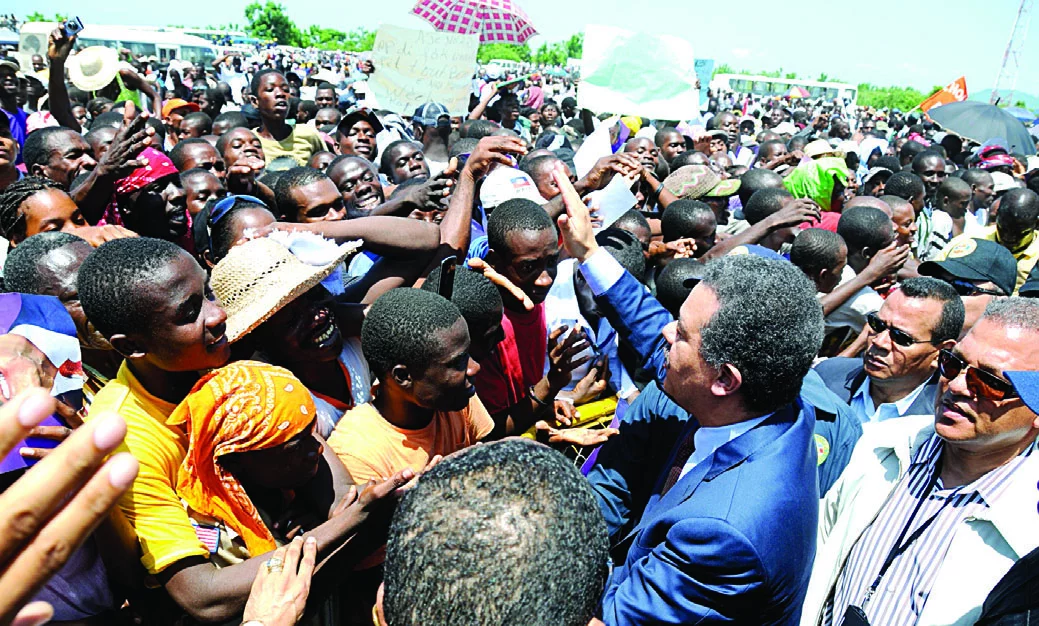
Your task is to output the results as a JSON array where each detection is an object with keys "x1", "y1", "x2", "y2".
[{"x1": 411, "y1": 0, "x2": 538, "y2": 44}]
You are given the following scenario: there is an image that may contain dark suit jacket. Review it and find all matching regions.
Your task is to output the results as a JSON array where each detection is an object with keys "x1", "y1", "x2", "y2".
[
  {"x1": 586, "y1": 267, "x2": 818, "y2": 625},
  {"x1": 812, "y1": 356, "x2": 940, "y2": 416}
]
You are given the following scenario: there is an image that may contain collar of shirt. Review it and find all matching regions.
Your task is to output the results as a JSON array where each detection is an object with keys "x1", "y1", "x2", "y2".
[
  {"x1": 678, "y1": 413, "x2": 772, "y2": 480},
  {"x1": 912, "y1": 434, "x2": 1037, "y2": 507},
  {"x1": 850, "y1": 377, "x2": 928, "y2": 424}
]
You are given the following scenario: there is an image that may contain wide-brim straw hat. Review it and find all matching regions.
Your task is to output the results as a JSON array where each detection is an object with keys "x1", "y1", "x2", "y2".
[
  {"x1": 211, "y1": 237, "x2": 360, "y2": 343},
  {"x1": 68, "y1": 46, "x2": 120, "y2": 93}
]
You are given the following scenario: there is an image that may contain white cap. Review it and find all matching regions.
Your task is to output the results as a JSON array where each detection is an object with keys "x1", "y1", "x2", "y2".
[{"x1": 479, "y1": 167, "x2": 546, "y2": 209}]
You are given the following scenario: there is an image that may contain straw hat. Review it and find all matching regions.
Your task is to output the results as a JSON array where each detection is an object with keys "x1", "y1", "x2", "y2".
[
  {"x1": 211, "y1": 237, "x2": 360, "y2": 343},
  {"x1": 67, "y1": 46, "x2": 119, "y2": 93}
]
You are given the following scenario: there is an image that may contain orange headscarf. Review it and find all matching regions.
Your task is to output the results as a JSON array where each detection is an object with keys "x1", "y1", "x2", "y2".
[{"x1": 169, "y1": 361, "x2": 316, "y2": 556}]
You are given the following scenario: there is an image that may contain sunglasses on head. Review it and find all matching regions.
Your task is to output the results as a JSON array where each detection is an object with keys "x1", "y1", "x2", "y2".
[
  {"x1": 938, "y1": 349, "x2": 1018, "y2": 401},
  {"x1": 865, "y1": 312, "x2": 931, "y2": 348},
  {"x1": 947, "y1": 279, "x2": 1004, "y2": 298}
]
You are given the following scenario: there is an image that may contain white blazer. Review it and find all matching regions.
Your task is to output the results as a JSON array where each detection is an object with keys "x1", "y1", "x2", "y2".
[{"x1": 802, "y1": 415, "x2": 1039, "y2": 626}]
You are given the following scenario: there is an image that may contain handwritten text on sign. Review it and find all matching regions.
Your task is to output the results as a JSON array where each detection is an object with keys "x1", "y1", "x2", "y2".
[{"x1": 367, "y1": 25, "x2": 479, "y2": 116}]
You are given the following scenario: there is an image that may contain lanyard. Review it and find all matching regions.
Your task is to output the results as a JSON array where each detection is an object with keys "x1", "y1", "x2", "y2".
[{"x1": 861, "y1": 458, "x2": 950, "y2": 609}]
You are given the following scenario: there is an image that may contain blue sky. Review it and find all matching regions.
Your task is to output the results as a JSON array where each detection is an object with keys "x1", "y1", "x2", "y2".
[{"x1": 12, "y1": 0, "x2": 1039, "y2": 96}]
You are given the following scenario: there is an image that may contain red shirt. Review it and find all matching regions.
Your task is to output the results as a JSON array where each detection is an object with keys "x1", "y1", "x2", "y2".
[{"x1": 472, "y1": 304, "x2": 547, "y2": 414}]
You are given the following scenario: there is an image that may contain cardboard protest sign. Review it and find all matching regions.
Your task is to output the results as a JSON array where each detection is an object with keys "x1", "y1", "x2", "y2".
[{"x1": 367, "y1": 25, "x2": 479, "y2": 116}]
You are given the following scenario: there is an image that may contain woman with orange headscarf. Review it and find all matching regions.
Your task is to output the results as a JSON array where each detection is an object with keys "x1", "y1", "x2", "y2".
[{"x1": 170, "y1": 361, "x2": 355, "y2": 624}]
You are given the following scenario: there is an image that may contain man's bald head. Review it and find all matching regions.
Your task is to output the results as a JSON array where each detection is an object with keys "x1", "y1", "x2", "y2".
[
  {"x1": 846, "y1": 195, "x2": 892, "y2": 217},
  {"x1": 738, "y1": 168, "x2": 784, "y2": 207}
]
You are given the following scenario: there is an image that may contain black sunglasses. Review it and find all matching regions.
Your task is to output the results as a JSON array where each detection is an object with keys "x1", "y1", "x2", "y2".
[
  {"x1": 938, "y1": 349, "x2": 1018, "y2": 401},
  {"x1": 865, "y1": 312, "x2": 931, "y2": 348},
  {"x1": 947, "y1": 279, "x2": 1004, "y2": 298}
]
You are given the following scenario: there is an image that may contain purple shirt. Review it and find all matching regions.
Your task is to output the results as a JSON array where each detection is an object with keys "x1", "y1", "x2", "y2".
[{"x1": 3, "y1": 107, "x2": 27, "y2": 164}]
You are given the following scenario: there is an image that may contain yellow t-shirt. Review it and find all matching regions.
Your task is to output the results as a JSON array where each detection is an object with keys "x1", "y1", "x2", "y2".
[
  {"x1": 327, "y1": 396, "x2": 494, "y2": 484},
  {"x1": 86, "y1": 362, "x2": 207, "y2": 574},
  {"x1": 941, "y1": 227, "x2": 1039, "y2": 294},
  {"x1": 253, "y1": 124, "x2": 325, "y2": 167}
]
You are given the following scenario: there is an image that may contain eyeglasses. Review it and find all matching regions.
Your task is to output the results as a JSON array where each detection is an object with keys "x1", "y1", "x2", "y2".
[
  {"x1": 947, "y1": 279, "x2": 1004, "y2": 298},
  {"x1": 938, "y1": 349, "x2": 1019, "y2": 401},
  {"x1": 865, "y1": 312, "x2": 931, "y2": 348},
  {"x1": 200, "y1": 161, "x2": 226, "y2": 173}
]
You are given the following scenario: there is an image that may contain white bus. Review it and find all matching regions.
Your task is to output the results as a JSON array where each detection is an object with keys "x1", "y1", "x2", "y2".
[
  {"x1": 710, "y1": 74, "x2": 858, "y2": 104},
  {"x1": 17, "y1": 22, "x2": 220, "y2": 67}
]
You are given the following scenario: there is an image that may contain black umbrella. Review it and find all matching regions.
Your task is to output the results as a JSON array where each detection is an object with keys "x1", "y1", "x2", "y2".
[{"x1": 927, "y1": 101, "x2": 1036, "y2": 154}]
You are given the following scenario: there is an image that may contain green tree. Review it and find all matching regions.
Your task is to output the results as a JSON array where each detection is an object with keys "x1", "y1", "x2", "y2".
[
  {"x1": 565, "y1": 33, "x2": 583, "y2": 59},
  {"x1": 25, "y1": 12, "x2": 67, "y2": 22},
  {"x1": 244, "y1": 1, "x2": 302, "y2": 46},
  {"x1": 712, "y1": 63, "x2": 736, "y2": 77},
  {"x1": 476, "y1": 42, "x2": 531, "y2": 63},
  {"x1": 856, "y1": 83, "x2": 938, "y2": 110}
]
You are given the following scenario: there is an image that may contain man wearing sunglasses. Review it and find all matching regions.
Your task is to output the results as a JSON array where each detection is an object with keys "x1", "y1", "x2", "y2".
[
  {"x1": 803, "y1": 298, "x2": 1039, "y2": 626},
  {"x1": 815, "y1": 277, "x2": 964, "y2": 425},
  {"x1": 920, "y1": 238, "x2": 1017, "y2": 338}
]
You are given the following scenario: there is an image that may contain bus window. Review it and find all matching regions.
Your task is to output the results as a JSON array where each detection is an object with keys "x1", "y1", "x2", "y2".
[
  {"x1": 181, "y1": 46, "x2": 216, "y2": 64},
  {"x1": 122, "y1": 41, "x2": 157, "y2": 58},
  {"x1": 825, "y1": 89, "x2": 838, "y2": 100},
  {"x1": 808, "y1": 86, "x2": 825, "y2": 98}
]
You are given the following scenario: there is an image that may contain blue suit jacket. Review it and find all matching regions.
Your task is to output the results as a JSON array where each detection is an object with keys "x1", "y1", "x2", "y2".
[
  {"x1": 587, "y1": 268, "x2": 819, "y2": 625},
  {"x1": 813, "y1": 356, "x2": 940, "y2": 416}
]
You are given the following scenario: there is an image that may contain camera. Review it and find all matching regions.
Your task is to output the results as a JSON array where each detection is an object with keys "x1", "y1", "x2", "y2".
[{"x1": 63, "y1": 17, "x2": 84, "y2": 38}]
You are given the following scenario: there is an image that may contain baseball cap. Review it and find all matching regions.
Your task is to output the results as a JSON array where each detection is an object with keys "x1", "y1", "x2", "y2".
[
  {"x1": 772, "y1": 122, "x2": 797, "y2": 135},
  {"x1": 1005, "y1": 371, "x2": 1039, "y2": 415},
  {"x1": 337, "y1": 106, "x2": 384, "y2": 135},
  {"x1": 663, "y1": 165, "x2": 740, "y2": 200},
  {"x1": 990, "y1": 172, "x2": 1020, "y2": 194},
  {"x1": 1020, "y1": 264, "x2": 1039, "y2": 297},
  {"x1": 0, "y1": 59, "x2": 18, "y2": 73},
  {"x1": 162, "y1": 98, "x2": 200, "y2": 117},
  {"x1": 919, "y1": 238, "x2": 1017, "y2": 297},
  {"x1": 862, "y1": 167, "x2": 893, "y2": 185},
  {"x1": 413, "y1": 102, "x2": 450, "y2": 127},
  {"x1": 479, "y1": 167, "x2": 545, "y2": 209}
]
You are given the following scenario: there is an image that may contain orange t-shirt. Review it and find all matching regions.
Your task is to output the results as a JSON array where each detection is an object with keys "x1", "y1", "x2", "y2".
[{"x1": 326, "y1": 395, "x2": 494, "y2": 483}]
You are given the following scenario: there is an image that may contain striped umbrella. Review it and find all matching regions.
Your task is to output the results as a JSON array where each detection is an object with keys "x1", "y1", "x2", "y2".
[
  {"x1": 787, "y1": 86, "x2": 810, "y2": 98},
  {"x1": 411, "y1": 0, "x2": 538, "y2": 44}
]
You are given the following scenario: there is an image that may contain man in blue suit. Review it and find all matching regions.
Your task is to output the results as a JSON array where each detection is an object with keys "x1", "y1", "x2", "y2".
[{"x1": 552, "y1": 165, "x2": 825, "y2": 624}]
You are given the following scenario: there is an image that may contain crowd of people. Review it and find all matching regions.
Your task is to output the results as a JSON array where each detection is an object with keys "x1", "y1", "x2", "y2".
[{"x1": 0, "y1": 16, "x2": 1037, "y2": 626}]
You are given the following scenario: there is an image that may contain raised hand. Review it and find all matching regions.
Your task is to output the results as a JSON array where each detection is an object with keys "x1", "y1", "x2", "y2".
[
  {"x1": 554, "y1": 162, "x2": 599, "y2": 263},
  {"x1": 464, "y1": 136, "x2": 527, "y2": 180},
  {"x1": 546, "y1": 325, "x2": 593, "y2": 390},
  {"x1": 0, "y1": 390, "x2": 138, "y2": 625},
  {"x1": 95, "y1": 102, "x2": 155, "y2": 179}
]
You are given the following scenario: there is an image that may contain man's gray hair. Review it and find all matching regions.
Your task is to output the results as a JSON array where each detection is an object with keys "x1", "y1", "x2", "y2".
[
  {"x1": 699, "y1": 254, "x2": 824, "y2": 414},
  {"x1": 982, "y1": 297, "x2": 1039, "y2": 333}
]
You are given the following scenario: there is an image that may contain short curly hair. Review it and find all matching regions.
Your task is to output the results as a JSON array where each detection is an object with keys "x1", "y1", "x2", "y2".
[
  {"x1": 421, "y1": 266, "x2": 502, "y2": 334},
  {"x1": 361, "y1": 288, "x2": 463, "y2": 378},
  {"x1": 3, "y1": 231, "x2": 89, "y2": 294},
  {"x1": 486, "y1": 198, "x2": 554, "y2": 256},
  {"x1": 384, "y1": 438, "x2": 609, "y2": 626},
  {"x1": 697, "y1": 254, "x2": 824, "y2": 413},
  {"x1": 77, "y1": 237, "x2": 189, "y2": 338}
]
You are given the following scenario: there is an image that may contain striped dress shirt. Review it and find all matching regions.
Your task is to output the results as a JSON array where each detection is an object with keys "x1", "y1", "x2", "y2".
[{"x1": 823, "y1": 433, "x2": 1034, "y2": 625}]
